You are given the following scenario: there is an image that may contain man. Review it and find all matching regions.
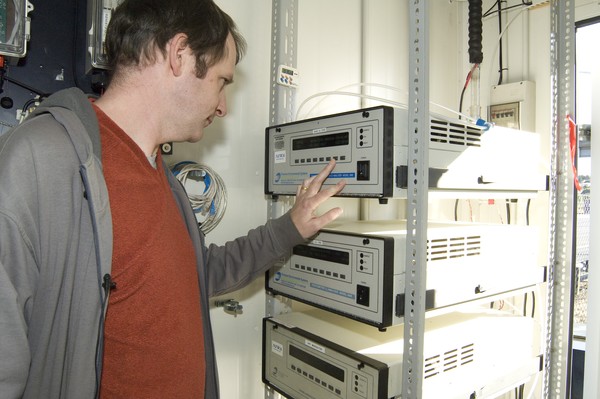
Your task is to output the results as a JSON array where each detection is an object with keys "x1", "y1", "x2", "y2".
[{"x1": 0, "y1": 0, "x2": 345, "y2": 398}]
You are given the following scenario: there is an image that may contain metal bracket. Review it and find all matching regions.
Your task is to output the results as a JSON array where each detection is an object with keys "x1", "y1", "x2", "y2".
[{"x1": 215, "y1": 299, "x2": 243, "y2": 315}]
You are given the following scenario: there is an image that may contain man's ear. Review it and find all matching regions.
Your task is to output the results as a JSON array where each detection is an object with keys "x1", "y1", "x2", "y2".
[{"x1": 168, "y1": 33, "x2": 189, "y2": 77}]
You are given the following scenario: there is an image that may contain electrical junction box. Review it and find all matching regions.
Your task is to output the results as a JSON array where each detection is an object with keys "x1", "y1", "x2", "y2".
[
  {"x1": 265, "y1": 105, "x2": 547, "y2": 200},
  {"x1": 0, "y1": 0, "x2": 32, "y2": 58},
  {"x1": 489, "y1": 81, "x2": 536, "y2": 132},
  {"x1": 263, "y1": 309, "x2": 542, "y2": 399},
  {"x1": 87, "y1": 0, "x2": 121, "y2": 70},
  {"x1": 267, "y1": 219, "x2": 545, "y2": 329},
  {"x1": 277, "y1": 65, "x2": 299, "y2": 88}
]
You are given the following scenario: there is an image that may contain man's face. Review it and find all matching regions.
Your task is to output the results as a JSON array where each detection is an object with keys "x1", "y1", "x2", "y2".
[{"x1": 173, "y1": 34, "x2": 237, "y2": 143}]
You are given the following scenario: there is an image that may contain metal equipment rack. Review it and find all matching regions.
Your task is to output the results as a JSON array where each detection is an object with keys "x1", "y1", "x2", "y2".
[{"x1": 265, "y1": 1, "x2": 576, "y2": 398}]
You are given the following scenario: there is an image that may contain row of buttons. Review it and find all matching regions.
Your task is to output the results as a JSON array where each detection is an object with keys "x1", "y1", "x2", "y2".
[
  {"x1": 293, "y1": 263, "x2": 347, "y2": 281},
  {"x1": 290, "y1": 364, "x2": 342, "y2": 396},
  {"x1": 491, "y1": 110, "x2": 515, "y2": 119},
  {"x1": 294, "y1": 155, "x2": 346, "y2": 164}
]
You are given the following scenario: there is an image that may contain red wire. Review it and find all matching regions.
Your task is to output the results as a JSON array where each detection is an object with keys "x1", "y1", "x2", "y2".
[
  {"x1": 568, "y1": 114, "x2": 582, "y2": 192},
  {"x1": 464, "y1": 63, "x2": 479, "y2": 90}
]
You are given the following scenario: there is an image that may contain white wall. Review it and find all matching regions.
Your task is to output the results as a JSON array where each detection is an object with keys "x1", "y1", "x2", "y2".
[
  {"x1": 296, "y1": 0, "x2": 363, "y2": 120},
  {"x1": 167, "y1": 1, "x2": 599, "y2": 398},
  {"x1": 167, "y1": 1, "x2": 273, "y2": 397}
]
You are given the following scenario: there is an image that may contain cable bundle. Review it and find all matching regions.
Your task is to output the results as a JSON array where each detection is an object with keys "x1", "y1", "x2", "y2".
[
  {"x1": 468, "y1": 0, "x2": 484, "y2": 64},
  {"x1": 171, "y1": 161, "x2": 228, "y2": 234}
]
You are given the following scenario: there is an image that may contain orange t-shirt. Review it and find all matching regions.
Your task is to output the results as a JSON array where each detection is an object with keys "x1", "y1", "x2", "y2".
[{"x1": 95, "y1": 105, "x2": 205, "y2": 398}]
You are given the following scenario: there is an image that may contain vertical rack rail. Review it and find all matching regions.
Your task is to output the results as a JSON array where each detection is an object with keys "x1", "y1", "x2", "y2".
[
  {"x1": 265, "y1": 0, "x2": 298, "y2": 381},
  {"x1": 402, "y1": 1, "x2": 430, "y2": 398},
  {"x1": 266, "y1": 0, "x2": 298, "y2": 227},
  {"x1": 544, "y1": 0, "x2": 577, "y2": 398},
  {"x1": 268, "y1": 0, "x2": 298, "y2": 127}
]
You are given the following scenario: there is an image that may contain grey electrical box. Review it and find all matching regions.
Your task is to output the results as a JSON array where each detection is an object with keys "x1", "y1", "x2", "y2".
[
  {"x1": 489, "y1": 81, "x2": 536, "y2": 132},
  {"x1": 87, "y1": 0, "x2": 121, "y2": 70},
  {"x1": 0, "y1": 0, "x2": 32, "y2": 58}
]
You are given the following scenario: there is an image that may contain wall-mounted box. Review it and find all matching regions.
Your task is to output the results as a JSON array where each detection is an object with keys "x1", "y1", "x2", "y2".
[
  {"x1": 0, "y1": 0, "x2": 33, "y2": 58},
  {"x1": 489, "y1": 81, "x2": 536, "y2": 132},
  {"x1": 87, "y1": 0, "x2": 121, "y2": 70}
]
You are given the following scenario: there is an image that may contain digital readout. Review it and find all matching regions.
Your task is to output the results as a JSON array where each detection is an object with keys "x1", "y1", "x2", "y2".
[
  {"x1": 292, "y1": 131, "x2": 349, "y2": 151},
  {"x1": 293, "y1": 244, "x2": 350, "y2": 265}
]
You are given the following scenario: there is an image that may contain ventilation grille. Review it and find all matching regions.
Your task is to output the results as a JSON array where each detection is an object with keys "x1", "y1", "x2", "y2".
[
  {"x1": 427, "y1": 235, "x2": 481, "y2": 261},
  {"x1": 424, "y1": 343, "x2": 475, "y2": 379},
  {"x1": 430, "y1": 118, "x2": 483, "y2": 147}
]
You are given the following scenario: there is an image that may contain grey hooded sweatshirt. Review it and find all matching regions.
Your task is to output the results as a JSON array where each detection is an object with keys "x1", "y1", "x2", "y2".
[{"x1": 0, "y1": 87, "x2": 303, "y2": 398}]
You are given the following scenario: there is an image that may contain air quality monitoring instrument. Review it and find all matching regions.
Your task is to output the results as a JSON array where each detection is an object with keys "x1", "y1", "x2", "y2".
[
  {"x1": 265, "y1": 106, "x2": 547, "y2": 200},
  {"x1": 267, "y1": 220, "x2": 545, "y2": 328}
]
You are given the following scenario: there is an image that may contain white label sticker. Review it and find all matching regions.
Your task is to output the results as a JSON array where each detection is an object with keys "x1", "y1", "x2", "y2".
[
  {"x1": 305, "y1": 339, "x2": 325, "y2": 353},
  {"x1": 274, "y1": 150, "x2": 286, "y2": 164},
  {"x1": 272, "y1": 340, "x2": 284, "y2": 357}
]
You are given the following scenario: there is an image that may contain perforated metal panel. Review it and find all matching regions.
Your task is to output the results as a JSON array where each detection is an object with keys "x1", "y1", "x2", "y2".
[
  {"x1": 402, "y1": 1, "x2": 430, "y2": 398},
  {"x1": 265, "y1": 2, "x2": 298, "y2": 397},
  {"x1": 268, "y1": 0, "x2": 298, "y2": 127},
  {"x1": 543, "y1": 1, "x2": 577, "y2": 398}
]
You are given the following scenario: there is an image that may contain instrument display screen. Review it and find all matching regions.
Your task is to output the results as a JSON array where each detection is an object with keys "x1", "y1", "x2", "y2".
[
  {"x1": 293, "y1": 244, "x2": 350, "y2": 265},
  {"x1": 292, "y1": 131, "x2": 350, "y2": 151}
]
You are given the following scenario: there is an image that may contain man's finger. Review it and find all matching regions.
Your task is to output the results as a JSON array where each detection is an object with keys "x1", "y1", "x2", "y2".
[
  {"x1": 310, "y1": 159, "x2": 336, "y2": 187},
  {"x1": 314, "y1": 207, "x2": 344, "y2": 228},
  {"x1": 311, "y1": 180, "x2": 346, "y2": 204}
]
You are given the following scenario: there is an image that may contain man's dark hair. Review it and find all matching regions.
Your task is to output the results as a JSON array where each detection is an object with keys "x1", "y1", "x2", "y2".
[{"x1": 105, "y1": 0, "x2": 246, "y2": 79}]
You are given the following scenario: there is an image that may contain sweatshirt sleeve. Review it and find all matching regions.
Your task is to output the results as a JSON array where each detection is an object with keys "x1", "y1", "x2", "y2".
[
  {"x1": 204, "y1": 211, "x2": 305, "y2": 297},
  {"x1": 0, "y1": 214, "x2": 35, "y2": 399}
]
